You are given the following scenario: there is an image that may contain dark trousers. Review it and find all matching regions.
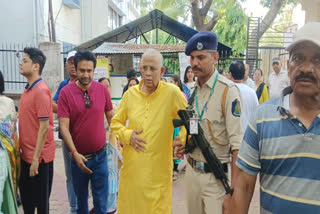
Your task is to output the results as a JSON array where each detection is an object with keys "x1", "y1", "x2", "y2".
[{"x1": 19, "y1": 159, "x2": 54, "y2": 214}]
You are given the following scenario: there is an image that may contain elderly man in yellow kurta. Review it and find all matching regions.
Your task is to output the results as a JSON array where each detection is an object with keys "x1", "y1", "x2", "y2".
[{"x1": 110, "y1": 48, "x2": 187, "y2": 214}]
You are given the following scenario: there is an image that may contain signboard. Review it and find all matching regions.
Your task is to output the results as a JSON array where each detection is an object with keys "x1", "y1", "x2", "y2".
[
  {"x1": 179, "y1": 53, "x2": 190, "y2": 82},
  {"x1": 94, "y1": 58, "x2": 109, "y2": 81}
]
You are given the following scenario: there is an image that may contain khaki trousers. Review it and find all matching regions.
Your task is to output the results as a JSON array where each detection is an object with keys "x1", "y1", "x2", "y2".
[{"x1": 184, "y1": 163, "x2": 226, "y2": 214}]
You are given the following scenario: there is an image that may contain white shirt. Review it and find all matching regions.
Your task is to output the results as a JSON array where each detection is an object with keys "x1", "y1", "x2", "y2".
[
  {"x1": 283, "y1": 94, "x2": 290, "y2": 111},
  {"x1": 243, "y1": 77, "x2": 255, "y2": 90},
  {"x1": 268, "y1": 70, "x2": 290, "y2": 100},
  {"x1": 235, "y1": 83, "x2": 259, "y2": 133},
  {"x1": 0, "y1": 96, "x2": 15, "y2": 120},
  {"x1": 185, "y1": 82, "x2": 195, "y2": 90}
]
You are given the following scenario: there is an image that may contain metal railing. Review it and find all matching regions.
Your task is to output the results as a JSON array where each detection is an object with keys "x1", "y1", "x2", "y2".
[{"x1": 0, "y1": 43, "x2": 35, "y2": 93}]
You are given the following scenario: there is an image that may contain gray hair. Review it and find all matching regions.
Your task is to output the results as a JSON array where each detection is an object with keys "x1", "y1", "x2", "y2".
[{"x1": 141, "y1": 48, "x2": 163, "y2": 66}]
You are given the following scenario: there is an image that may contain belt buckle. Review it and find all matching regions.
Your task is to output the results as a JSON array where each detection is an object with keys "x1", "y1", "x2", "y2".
[
  {"x1": 84, "y1": 154, "x2": 93, "y2": 160},
  {"x1": 194, "y1": 160, "x2": 205, "y2": 173}
]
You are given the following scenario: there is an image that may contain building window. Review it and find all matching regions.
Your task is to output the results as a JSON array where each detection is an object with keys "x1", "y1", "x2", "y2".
[
  {"x1": 119, "y1": 15, "x2": 123, "y2": 26},
  {"x1": 108, "y1": 7, "x2": 113, "y2": 29},
  {"x1": 113, "y1": 10, "x2": 118, "y2": 29},
  {"x1": 134, "y1": 0, "x2": 138, "y2": 9},
  {"x1": 108, "y1": 6, "x2": 123, "y2": 30},
  {"x1": 133, "y1": 55, "x2": 140, "y2": 72}
]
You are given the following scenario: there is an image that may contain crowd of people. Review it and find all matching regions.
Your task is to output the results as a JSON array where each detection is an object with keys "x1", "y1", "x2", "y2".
[{"x1": 0, "y1": 21, "x2": 319, "y2": 214}]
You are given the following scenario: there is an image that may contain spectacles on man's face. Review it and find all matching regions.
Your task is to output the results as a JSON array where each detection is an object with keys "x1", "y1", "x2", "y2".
[
  {"x1": 83, "y1": 91, "x2": 91, "y2": 108},
  {"x1": 20, "y1": 58, "x2": 31, "y2": 64}
]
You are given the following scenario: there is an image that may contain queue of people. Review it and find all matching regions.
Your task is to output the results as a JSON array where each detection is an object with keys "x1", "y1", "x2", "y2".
[{"x1": 0, "y1": 22, "x2": 319, "y2": 214}]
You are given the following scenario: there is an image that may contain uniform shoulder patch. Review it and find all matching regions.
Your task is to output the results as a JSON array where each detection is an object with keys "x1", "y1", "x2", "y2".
[{"x1": 231, "y1": 98, "x2": 241, "y2": 117}]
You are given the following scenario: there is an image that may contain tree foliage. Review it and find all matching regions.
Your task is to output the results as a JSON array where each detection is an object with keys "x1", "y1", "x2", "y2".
[
  {"x1": 214, "y1": 1, "x2": 247, "y2": 53},
  {"x1": 140, "y1": 0, "x2": 248, "y2": 53},
  {"x1": 191, "y1": 0, "x2": 217, "y2": 31},
  {"x1": 139, "y1": 0, "x2": 300, "y2": 52},
  {"x1": 141, "y1": 0, "x2": 190, "y2": 21},
  {"x1": 260, "y1": 0, "x2": 300, "y2": 8},
  {"x1": 257, "y1": 0, "x2": 300, "y2": 39}
]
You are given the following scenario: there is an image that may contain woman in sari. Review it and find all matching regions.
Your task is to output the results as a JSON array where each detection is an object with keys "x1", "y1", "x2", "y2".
[
  {"x1": 97, "y1": 77, "x2": 122, "y2": 214},
  {"x1": 170, "y1": 75, "x2": 187, "y2": 180},
  {"x1": 254, "y1": 68, "x2": 269, "y2": 104},
  {"x1": 0, "y1": 71, "x2": 18, "y2": 213},
  {"x1": 182, "y1": 66, "x2": 195, "y2": 100}
]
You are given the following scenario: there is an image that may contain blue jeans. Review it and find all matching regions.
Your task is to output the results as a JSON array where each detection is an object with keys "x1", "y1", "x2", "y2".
[
  {"x1": 62, "y1": 141, "x2": 78, "y2": 213},
  {"x1": 71, "y1": 149, "x2": 108, "y2": 214}
]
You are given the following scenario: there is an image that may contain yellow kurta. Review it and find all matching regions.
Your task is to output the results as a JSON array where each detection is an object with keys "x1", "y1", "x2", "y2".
[{"x1": 110, "y1": 80, "x2": 187, "y2": 214}]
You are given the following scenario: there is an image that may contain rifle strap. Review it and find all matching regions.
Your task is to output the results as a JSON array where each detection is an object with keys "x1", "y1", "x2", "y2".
[
  {"x1": 188, "y1": 89, "x2": 196, "y2": 106},
  {"x1": 206, "y1": 119, "x2": 229, "y2": 146},
  {"x1": 221, "y1": 85, "x2": 229, "y2": 118},
  {"x1": 207, "y1": 85, "x2": 229, "y2": 146},
  {"x1": 189, "y1": 84, "x2": 230, "y2": 146}
]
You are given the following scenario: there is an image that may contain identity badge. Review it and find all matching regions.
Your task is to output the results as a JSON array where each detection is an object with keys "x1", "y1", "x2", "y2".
[{"x1": 190, "y1": 118, "x2": 198, "y2": 135}]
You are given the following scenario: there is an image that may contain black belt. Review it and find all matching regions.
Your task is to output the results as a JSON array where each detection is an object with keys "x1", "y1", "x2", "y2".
[
  {"x1": 83, "y1": 145, "x2": 106, "y2": 160},
  {"x1": 187, "y1": 156, "x2": 228, "y2": 173}
]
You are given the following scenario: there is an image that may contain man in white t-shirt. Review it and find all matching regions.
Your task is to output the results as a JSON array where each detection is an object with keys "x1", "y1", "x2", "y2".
[
  {"x1": 228, "y1": 61, "x2": 259, "y2": 133},
  {"x1": 268, "y1": 57, "x2": 290, "y2": 100},
  {"x1": 243, "y1": 64, "x2": 255, "y2": 90}
]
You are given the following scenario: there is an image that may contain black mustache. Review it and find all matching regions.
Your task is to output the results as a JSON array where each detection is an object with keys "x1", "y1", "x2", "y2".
[
  {"x1": 192, "y1": 66, "x2": 202, "y2": 72},
  {"x1": 295, "y1": 73, "x2": 317, "y2": 83}
]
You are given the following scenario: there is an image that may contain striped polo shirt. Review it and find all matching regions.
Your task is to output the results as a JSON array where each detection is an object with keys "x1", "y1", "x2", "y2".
[
  {"x1": 19, "y1": 78, "x2": 55, "y2": 164},
  {"x1": 236, "y1": 87, "x2": 320, "y2": 213}
]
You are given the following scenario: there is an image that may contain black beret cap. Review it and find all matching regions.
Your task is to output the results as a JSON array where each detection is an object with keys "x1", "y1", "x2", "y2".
[{"x1": 185, "y1": 31, "x2": 218, "y2": 56}]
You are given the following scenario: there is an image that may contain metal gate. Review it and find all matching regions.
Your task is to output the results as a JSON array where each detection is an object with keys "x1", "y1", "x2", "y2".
[
  {"x1": 0, "y1": 43, "x2": 35, "y2": 93},
  {"x1": 246, "y1": 17, "x2": 294, "y2": 77}
]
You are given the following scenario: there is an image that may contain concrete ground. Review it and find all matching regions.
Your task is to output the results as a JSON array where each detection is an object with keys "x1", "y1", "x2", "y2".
[{"x1": 18, "y1": 140, "x2": 260, "y2": 214}]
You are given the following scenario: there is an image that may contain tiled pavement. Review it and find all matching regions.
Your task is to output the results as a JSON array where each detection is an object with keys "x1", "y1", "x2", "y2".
[{"x1": 18, "y1": 140, "x2": 260, "y2": 214}]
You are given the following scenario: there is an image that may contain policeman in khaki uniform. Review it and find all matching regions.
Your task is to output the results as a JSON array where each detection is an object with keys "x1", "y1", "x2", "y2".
[{"x1": 174, "y1": 31, "x2": 243, "y2": 214}]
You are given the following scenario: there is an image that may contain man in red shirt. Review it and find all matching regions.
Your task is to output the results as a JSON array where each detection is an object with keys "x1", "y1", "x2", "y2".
[
  {"x1": 58, "y1": 50, "x2": 113, "y2": 214},
  {"x1": 19, "y1": 47, "x2": 55, "y2": 214}
]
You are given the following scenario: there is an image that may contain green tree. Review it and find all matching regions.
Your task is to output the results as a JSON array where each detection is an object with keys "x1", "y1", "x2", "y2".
[
  {"x1": 141, "y1": 0, "x2": 190, "y2": 21},
  {"x1": 140, "y1": 0, "x2": 248, "y2": 53},
  {"x1": 213, "y1": 1, "x2": 247, "y2": 53},
  {"x1": 257, "y1": 0, "x2": 300, "y2": 40}
]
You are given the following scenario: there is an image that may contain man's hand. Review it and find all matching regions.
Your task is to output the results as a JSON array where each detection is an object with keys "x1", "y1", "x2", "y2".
[
  {"x1": 30, "y1": 159, "x2": 39, "y2": 177},
  {"x1": 222, "y1": 194, "x2": 232, "y2": 214},
  {"x1": 73, "y1": 152, "x2": 93, "y2": 174},
  {"x1": 130, "y1": 130, "x2": 147, "y2": 152},
  {"x1": 173, "y1": 137, "x2": 185, "y2": 160}
]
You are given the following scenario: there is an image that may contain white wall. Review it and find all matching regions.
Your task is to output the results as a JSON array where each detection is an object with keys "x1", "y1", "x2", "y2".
[
  {"x1": 0, "y1": 0, "x2": 43, "y2": 44},
  {"x1": 0, "y1": 0, "x2": 141, "y2": 45},
  {"x1": 81, "y1": 0, "x2": 109, "y2": 42},
  {"x1": 110, "y1": 76, "x2": 128, "y2": 99},
  {"x1": 0, "y1": 0, "x2": 82, "y2": 45},
  {"x1": 43, "y1": 0, "x2": 82, "y2": 45}
]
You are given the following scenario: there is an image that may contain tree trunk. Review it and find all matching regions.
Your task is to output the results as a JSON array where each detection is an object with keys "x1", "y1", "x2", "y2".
[
  {"x1": 258, "y1": 0, "x2": 285, "y2": 40},
  {"x1": 190, "y1": 0, "x2": 285, "y2": 35},
  {"x1": 191, "y1": 0, "x2": 217, "y2": 31}
]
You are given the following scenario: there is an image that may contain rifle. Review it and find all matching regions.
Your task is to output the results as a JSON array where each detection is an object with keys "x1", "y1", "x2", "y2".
[{"x1": 173, "y1": 109, "x2": 234, "y2": 195}]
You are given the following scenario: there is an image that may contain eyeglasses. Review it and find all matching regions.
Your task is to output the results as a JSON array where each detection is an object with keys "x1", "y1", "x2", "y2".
[
  {"x1": 20, "y1": 59, "x2": 31, "y2": 64},
  {"x1": 83, "y1": 91, "x2": 91, "y2": 108}
]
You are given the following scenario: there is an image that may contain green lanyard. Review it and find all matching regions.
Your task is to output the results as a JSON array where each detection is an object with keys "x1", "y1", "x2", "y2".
[{"x1": 195, "y1": 73, "x2": 219, "y2": 121}]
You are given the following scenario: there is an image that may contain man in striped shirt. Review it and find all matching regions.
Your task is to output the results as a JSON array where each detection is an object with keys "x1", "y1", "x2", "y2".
[{"x1": 224, "y1": 22, "x2": 320, "y2": 213}]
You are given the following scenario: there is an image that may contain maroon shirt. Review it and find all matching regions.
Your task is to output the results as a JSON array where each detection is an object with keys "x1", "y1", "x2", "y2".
[{"x1": 58, "y1": 81, "x2": 113, "y2": 154}]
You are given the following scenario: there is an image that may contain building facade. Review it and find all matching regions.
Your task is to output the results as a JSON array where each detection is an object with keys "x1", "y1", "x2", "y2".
[{"x1": 0, "y1": 0, "x2": 140, "y2": 93}]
